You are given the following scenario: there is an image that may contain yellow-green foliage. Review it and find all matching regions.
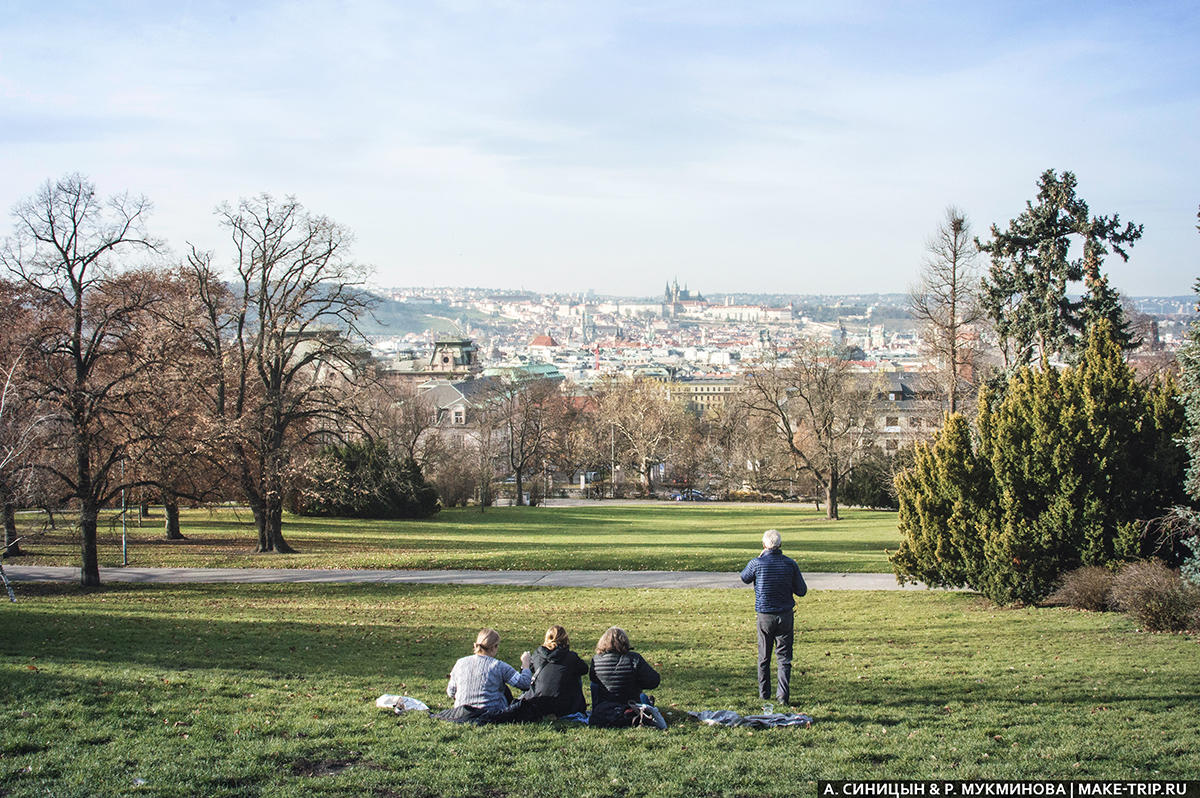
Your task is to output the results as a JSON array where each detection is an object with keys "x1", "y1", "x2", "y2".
[{"x1": 894, "y1": 322, "x2": 1184, "y2": 604}]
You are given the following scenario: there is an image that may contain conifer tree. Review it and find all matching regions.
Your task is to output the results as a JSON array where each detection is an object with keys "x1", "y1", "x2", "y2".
[
  {"x1": 1173, "y1": 207, "x2": 1200, "y2": 580},
  {"x1": 978, "y1": 169, "x2": 1142, "y2": 367},
  {"x1": 892, "y1": 414, "x2": 992, "y2": 589},
  {"x1": 893, "y1": 320, "x2": 1182, "y2": 604}
]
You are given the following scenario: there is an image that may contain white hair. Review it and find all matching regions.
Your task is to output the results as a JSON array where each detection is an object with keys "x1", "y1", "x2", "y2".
[{"x1": 762, "y1": 529, "x2": 782, "y2": 549}]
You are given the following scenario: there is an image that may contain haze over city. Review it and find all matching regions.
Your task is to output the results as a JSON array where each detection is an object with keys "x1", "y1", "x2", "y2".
[{"x1": 2, "y1": 1, "x2": 1197, "y2": 296}]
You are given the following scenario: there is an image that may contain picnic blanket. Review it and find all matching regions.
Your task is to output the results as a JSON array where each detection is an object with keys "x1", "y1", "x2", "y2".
[{"x1": 689, "y1": 709, "x2": 813, "y2": 728}]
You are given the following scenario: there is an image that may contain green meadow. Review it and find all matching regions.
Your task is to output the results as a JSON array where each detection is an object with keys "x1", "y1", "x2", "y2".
[
  {"x1": 2, "y1": 582, "x2": 1198, "y2": 797},
  {"x1": 10, "y1": 504, "x2": 901, "y2": 573}
]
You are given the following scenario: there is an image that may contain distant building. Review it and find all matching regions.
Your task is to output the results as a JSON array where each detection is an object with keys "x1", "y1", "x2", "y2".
[
  {"x1": 664, "y1": 278, "x2": 705, "y2": 304},
  {"x1": 668, "y1": 375, "x2": 743, "y2": 415},
  {"x1": 430, "y1": 337, "x2": 480, "y2": 374},
  {"x1": 529, "y1": 333, "x2": 560, "y2": 357},
  {"x1": 378, "y1": 337, "x2": 483, "y2": 386},
  {"x1": 872, "y1": 373, "x2": 945, "y2": 452}
]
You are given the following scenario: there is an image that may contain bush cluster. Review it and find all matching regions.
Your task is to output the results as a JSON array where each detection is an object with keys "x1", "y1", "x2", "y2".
[
  {"x1": 1109, "y1": 560, "x2": 1200, "y2": 632},
  {"x1": 726, "y1": 489, "x2": 783, "y2": 502},
  {"x1": 1046, "y1": 566, "x2": 1115, "y2": 611}
]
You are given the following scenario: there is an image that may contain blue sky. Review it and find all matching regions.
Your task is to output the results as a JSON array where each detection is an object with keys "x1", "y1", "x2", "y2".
[{"x1": 1, "y1": 1, "x2": 1197, "y2": 296}]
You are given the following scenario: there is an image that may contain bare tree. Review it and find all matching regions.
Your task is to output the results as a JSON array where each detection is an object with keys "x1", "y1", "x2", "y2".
[
  {"x1": 743, "y1": 342, "x2": 877, "y2": 520},
  {"x1": 0, "y1": 175, "x2": 163, "y2": 586},
  {"x1": 700, "y1": 399, "x2": 793, "y2": 498},
  {"x1": 908, "y1": 206, "x2": 983, "y2": 413},
  {"x1": 465, "y1": 384, "x2": 506, "y2": 510},
  {"x1": 489, "y1": 377, "x2": 564, "y2": 506},
  {"x1": 129, "y1": 270, "x2": 236, "y2": 539},
  {"x1": 546, "y1": 393, "x2": 608, "y2": 498},
  {"x1": 0, "y1": 297, "x2": 49, "y2": 556},
  {"x1": 594, "y1": 377, "x2": 688, "y2": 496},
  {"x1": 366, "y1": 381, "x2": 443, "y2": 471},
  {"x1": 187, "y1": 195, "x2": 370, "y2": 553}
]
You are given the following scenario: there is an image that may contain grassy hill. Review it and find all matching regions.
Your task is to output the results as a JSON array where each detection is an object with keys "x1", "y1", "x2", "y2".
[{"x1": 3, "y1": 582, "x2": 1197, "y2": 795}]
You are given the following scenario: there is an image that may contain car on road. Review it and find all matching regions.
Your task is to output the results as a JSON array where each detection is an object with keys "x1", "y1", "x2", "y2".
[{"x1": 670, "y1": 489, "x2": 710, "y2": 501}]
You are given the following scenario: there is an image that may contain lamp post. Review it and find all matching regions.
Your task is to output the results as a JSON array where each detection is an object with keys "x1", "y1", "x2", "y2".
[{"x1": 120, "y1": 459, "x2": 127, "y2": 566}]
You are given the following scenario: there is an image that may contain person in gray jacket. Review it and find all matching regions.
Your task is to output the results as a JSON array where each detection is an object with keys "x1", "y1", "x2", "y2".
[
  {"x1": 740, "y1": 529, "x2": 807, "y2": 706},
  {"x1": 436, "y1": 628, "x2": 532, "y2": 724}
]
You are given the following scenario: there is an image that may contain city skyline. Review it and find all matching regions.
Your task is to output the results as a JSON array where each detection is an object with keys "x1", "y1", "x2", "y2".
[{"x1": 2, "y1": 1, "x2": 1197, "y2": 296}]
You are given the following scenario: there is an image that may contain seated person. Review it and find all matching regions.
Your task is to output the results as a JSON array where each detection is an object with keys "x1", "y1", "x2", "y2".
[
  {"x1": 588, "y1": 626, "x2": 663, "y2": 728},
  {"x1": 436, "y1": 628, "x2": 531, "y2": 724},
  {"x1": 494, "y1": 624, "x2": 589, "y2": 723}
]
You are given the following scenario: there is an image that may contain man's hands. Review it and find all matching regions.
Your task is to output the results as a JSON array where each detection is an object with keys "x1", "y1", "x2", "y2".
[{"x1": 520, "y1": 651, "x2": 532, "y2": 670}]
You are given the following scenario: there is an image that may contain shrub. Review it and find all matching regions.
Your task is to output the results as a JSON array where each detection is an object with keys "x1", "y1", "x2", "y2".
[
  {"x1": 1109, "y1": 560, "x2": 1200, "y2": 632},
  {"x1": 727, "y1": 489, "x2": 782, "y2": 503},
  {"x1": 840, "y1": 447, "x2": 908, "y2": 510},
  {"x1": 290, "y1": 441, "x2": 439, "y2": 519},
  {"x1": 1045, "y1": 566, "x2": 1115, "y2": 611}
]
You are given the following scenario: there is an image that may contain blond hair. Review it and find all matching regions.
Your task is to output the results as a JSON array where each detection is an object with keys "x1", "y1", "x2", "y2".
[
  {"x1": 543, "y1": 625, "x2": 570, "y2": 651},
  {"x1": 595, "y1": 626, "x2": 630, "y2": 655},
  {"x1": 473, "y1": 628, "x2": 500, "y2": 655}
]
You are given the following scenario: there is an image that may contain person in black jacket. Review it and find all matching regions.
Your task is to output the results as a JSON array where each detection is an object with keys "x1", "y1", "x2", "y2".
[
  {"x1": 589, "y1": 626, "x2": 664, "y2": 728},
  {"x1": 489, "y1": 624, "x2": 589, "y2": 723},
  {"x1": 529, "y1": 625, "x2": 589, "y2": 716}
]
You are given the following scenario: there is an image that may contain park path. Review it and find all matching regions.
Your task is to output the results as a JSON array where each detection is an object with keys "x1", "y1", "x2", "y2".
[{"x1": 5, "y1": 565, "x2": 931, "y2": 591}]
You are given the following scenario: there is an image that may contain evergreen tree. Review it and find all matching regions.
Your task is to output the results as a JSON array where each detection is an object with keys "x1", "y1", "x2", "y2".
[
  {"x1": 893, "y1": 321, "x2": 1182, "y2": 604},
  {"x1": 1173, "y1": 207, "x2": 1200, "y2": 579},
  {"x1": 291, "y1": 440, "x2": 439, "y2": 519},
  {"x1": 978, "y1": 169, "x2": 1142, "y2": 367},
  {"x1": 1178, "y1": 280, "x2": 1200, "y2": 502},
  {"x1": 893, "y1": 413, "x2": 992, "y2": 590}
]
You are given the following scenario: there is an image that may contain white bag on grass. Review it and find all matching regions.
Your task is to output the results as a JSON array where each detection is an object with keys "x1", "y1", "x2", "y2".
[{"x1": 376, "y1": 695, "x2": 430, "y2": 713}]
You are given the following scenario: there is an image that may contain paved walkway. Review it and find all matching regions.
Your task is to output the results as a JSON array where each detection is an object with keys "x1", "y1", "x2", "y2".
[{"x1": 5, "y1": 565, "x2": 930, "y2": 591}]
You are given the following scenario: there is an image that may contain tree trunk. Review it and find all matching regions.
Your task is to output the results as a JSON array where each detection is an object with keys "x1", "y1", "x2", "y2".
[
  {"x1": 515, "y1": 470, "x2": 525, "y2": 506},
  {"x1": 139, "y1": 500, "x2": 151, "y2": 520},
  {"x1": 80, "y1": 501, "x2": 101, "y2": 587},
  {"x1": 42, "y1": 506, "x2": 56, "y2": 529},
  {"x1": 261, "y1": 498, "x2": 296, "y2": 553},
  {"x1": 825, "y1": 473, "x2": 840, "y2": 521},
  {"x1": 3, "y1": 502, "x2": 22, "y2": 557},
  {"x1": 163, "y1": 491, "x2": 183, "y2": 540},
  {"x1": 248, "y1": 493, "x2": 268, "y2": 552}
]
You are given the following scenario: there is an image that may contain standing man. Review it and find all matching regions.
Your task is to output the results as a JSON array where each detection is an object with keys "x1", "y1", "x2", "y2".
[{"x1": 740, "y1": 528, "x2": 807, "y2": 706}]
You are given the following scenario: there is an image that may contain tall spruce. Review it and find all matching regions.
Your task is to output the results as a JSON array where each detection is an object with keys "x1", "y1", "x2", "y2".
[{"x1": 978, "y1": 169, "x2": 1142, "y2": 367}]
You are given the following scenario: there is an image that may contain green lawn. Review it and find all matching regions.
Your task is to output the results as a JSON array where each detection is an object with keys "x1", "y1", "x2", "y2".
[
  {"x1": 2, "y1": 583, "x2": 1197, "y2": 796},
  {"x1": 11, "y1": 504, "x2": 902, "y2": 573}
]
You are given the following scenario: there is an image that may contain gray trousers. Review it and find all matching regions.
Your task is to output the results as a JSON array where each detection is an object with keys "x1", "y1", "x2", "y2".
[{"x1": 757, "y1": 611, "x2": 794, "y2": 704}]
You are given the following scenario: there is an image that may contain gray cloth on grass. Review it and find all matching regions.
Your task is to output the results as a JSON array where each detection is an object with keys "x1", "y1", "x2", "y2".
[{"x1": 689, "y1": 709, "x2": 813, "y2": 728}]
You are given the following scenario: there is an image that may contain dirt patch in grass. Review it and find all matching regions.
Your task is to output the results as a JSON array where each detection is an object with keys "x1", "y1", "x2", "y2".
[{"x1": 290, "y1": 754, "x2": 360, "y2": 777}]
